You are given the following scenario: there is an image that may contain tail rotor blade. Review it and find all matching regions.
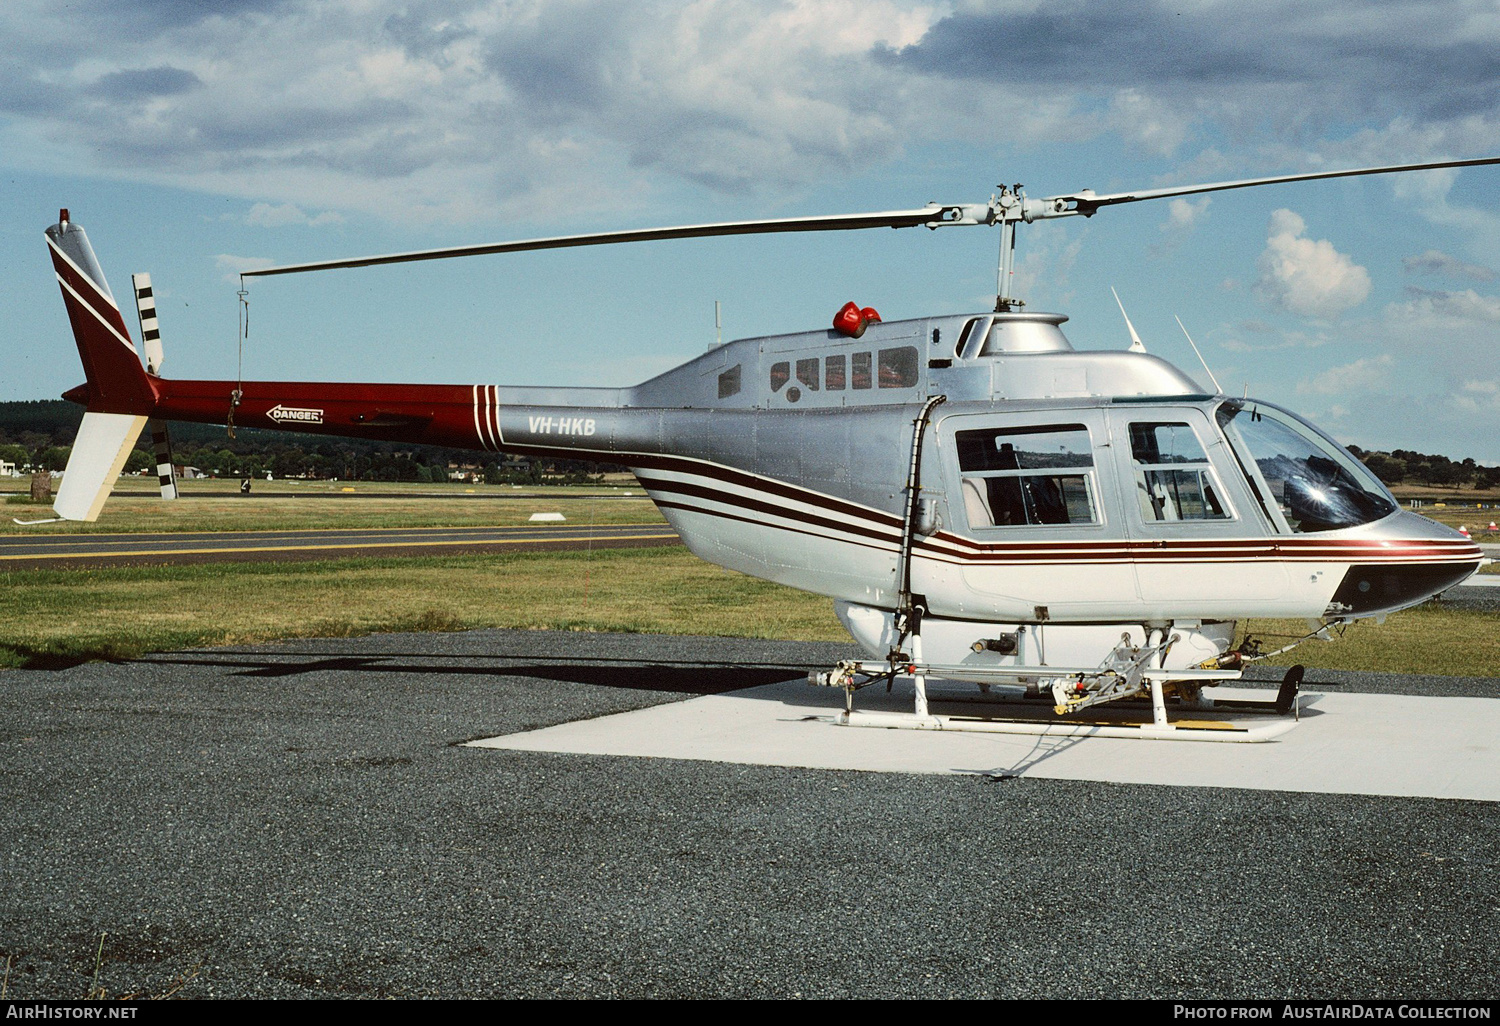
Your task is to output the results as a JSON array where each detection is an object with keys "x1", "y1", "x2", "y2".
[
  {"x1": 132, "y1": 272, "x2": 163, "y2": 376},
  {"x1": 149, "y1": 418, "x2": 178, "y2": 501}
]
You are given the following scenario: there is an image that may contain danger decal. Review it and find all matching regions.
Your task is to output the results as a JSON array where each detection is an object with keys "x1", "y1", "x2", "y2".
[{"x1": 267, "y1": 404, "x2": 325, "y2": 425}]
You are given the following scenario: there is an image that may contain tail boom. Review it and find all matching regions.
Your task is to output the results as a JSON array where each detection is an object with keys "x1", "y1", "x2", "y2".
[{"x1": 151, "y1": 379, "x2": 502, "y2": 450}]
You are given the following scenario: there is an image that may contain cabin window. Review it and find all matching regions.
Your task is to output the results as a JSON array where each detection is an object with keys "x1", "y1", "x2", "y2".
[
  {"x1": 795, "y1": 358, "x2": 820, "y2": 391},
  {"x1": 1129, "y1": 422, "x2": 1230, "y2": 521},
  {"x1": 718, "y1": 365, "x2": 741, "y2": 399},
  {"x1": 825, "y1": 355, "x2": 846, "y2": 391},
  {"x1": 878, "y1": 346, "x2": 919, "y2": 388},
  {"x1": 851, "y1": 352, "x2": 872, "y2": 389},
  {"x1": 770, "y1": 361, "x2": 789, "y2": 392},
  {"x1": 955, "y1": 424, "x2": 1098, "y2": 527}
]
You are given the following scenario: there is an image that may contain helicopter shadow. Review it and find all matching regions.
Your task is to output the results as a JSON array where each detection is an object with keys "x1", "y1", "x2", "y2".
[{"x1": 139, "y1": 648, "x2": 813, "y2": 696}]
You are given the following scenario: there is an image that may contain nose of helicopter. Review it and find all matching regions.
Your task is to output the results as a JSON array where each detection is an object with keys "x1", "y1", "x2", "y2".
[{"x1": 1325, "y1": 511, "x2": 1486, "y2": 617}]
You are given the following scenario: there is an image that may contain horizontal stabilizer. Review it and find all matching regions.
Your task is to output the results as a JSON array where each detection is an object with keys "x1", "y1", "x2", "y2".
[{"x1": 53, "y1": 411, "x2": 147, "y2": 522}]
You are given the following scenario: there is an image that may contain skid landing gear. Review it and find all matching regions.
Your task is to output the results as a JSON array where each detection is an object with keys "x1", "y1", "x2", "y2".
[{"x1": 809, "y1": 642, "x2": 1304, "y2": 743}]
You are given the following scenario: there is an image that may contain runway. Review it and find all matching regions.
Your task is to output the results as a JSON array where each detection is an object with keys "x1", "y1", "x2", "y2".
[
  {"x1": 0, "y1": 523, "x2": 679, "y2": 568},
  {"x1": 1, "y1": 628, "x2": 1496, "y2": 999}
]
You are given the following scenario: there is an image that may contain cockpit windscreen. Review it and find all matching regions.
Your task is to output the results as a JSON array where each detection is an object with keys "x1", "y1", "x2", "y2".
[{"x1": 1216, "y1": 401, "x2": 1397, "y2": 532}]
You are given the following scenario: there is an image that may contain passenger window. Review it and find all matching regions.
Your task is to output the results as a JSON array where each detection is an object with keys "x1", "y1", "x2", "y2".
[
  {"x1": 851, "y1": 352, "x2": 872, "y2": 389},
  {"x1": 796, "y1": 358, "x2": 820, "y2": 391},
  {"x1": 1129, "y1": 422, "x2": 1230, "y2": 521},
  {"x1": 878, "y1": 346, "x2": 918, "y2": 388},
  {"x1": 825, "y1": 355, "x2": 846, "y2": 391},
  {"x1": 718, "y1": 365, "x2": 741, "y2": 399},
  {"x1": 956, "y1": 425, "x2": 1098, "y2": 527},
  {"x1": 770, "y1": 361, "x2": 789, "y2": 392}
]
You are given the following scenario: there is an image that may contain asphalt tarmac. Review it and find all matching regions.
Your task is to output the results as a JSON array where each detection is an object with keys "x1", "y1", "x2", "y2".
[
  {"x1": 1, "y1": 629, "x2": 1497, "y2": 999},
  {"x1": 0, "y1": 524, "x2": 679, "y2": 569}
]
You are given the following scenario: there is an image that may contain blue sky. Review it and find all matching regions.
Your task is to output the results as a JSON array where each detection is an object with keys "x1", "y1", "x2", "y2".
[{"x1": 3, "y1": 0, "x2": 1500, "y2": 460}]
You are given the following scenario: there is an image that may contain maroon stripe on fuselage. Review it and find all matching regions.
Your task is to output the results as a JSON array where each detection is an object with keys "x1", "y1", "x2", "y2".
[
  {"x1": 654, "y1": 500, "x2": 898, "y2": 557},
  {"x1": 501, "y1": 442, "x2": 907, "y2": 531},
  {"x1": 639, "y1": 475, "x2": 900, "y2": 546}
]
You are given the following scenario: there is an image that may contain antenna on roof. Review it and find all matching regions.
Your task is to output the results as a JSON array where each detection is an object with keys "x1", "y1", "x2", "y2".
[
  {"x1": 1175, "y1": 315, "x2": 1223, "y2": 395},
  {"x1": 1111, "y1": 287, "x2": 1147, "y2": 353}
]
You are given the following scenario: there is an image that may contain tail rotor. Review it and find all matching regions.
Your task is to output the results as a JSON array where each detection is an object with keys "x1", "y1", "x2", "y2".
[{"x1": 132, "y1": 272, "x2": 178, "y2": 501}]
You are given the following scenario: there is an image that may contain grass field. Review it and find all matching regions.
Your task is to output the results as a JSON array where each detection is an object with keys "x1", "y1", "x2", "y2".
[
  {"x1": 0, "y1": 544, "x2": 1494, "y2": 677},
  {"x1": 0, "y1": 547, "x2": 846, "y2": 670},
  {"x1": 1, "y1": 479, "x2": 665, "y2": 535},
  {"x1": 0, "y1": 475, "x2": 1494, "y2": 676}
]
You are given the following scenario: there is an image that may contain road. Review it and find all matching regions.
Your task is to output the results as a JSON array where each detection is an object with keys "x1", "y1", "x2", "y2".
[
  {"x1": 0, "y1": 523, "x2": 680, "y2": 568},
  {"x1": 0, "y1": 629, "x2": 1496, "y2": 999}
]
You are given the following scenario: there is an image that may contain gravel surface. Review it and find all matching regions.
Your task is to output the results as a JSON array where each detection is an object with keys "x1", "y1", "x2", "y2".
[{"x1": 1, "y1": 629, "x2": 1496, "y2": 1000}]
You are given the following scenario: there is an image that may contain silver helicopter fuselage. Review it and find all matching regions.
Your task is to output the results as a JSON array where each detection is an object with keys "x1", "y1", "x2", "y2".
[{"x1": 473, "y1": 310, "x2": 1479, "y2": 668}]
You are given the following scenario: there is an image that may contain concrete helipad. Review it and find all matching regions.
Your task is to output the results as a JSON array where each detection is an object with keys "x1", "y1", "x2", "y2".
[{"x1": 471, "y1": 678, "x2": 1500, "y2": 801}]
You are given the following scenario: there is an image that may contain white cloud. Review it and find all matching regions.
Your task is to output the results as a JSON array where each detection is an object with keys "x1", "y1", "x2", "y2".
[
  {"x1": 1109, "y1": 88, "x2": 1190, "y2": 157},
  {"x1": 1454, "y1": 378, "x2": 1500, "y2": 412},
  {"x1": 1253, "y1": 209, "x2": 1371, "y2": 318},
  {"x1": 1011, "y1": 226, "x2": 1085, "y2": 308},
  {"x1": 1297, "y1": 354, "x2": 1393, "y2": 395},
  {"x1": 0, "y1": 0, "x2": 991, "y2": 224},
  {"x1": 1389, "y1": 286, "x2": 1500, "y2": 324},
  {"x1": 1218, "y1": 324, "x2": 1331, "y2": 353},
  {"x1": 1403, "y1": 249, "x2": 1496, "y2": 281},
  {"x1": 1151, "y1": 195, "x2": 1211, "y2": 255},
  {"x1": 1161, "y1": 197, "x2": 1210, "y2": 233},
  {"x1": 244, "y1": 202, "x2": 344, "y2": 228},
  {"x1": 214, "y1": 253, "x2": 274, "y2": 282}
]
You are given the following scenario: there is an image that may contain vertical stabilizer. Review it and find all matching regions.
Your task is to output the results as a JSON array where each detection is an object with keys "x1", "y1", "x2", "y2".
[
  {"x1": 44, "y1": 212, "x2": 159, "y2": 522},
  {"x1": 53, "y1": 411, "x2": 148, "y2": 521},
  {"x1": 46, "y1": 211, "x2": 156, "y2": 413}
]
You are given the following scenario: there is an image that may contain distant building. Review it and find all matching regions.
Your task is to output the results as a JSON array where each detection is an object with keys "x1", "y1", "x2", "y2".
[{"x1": 0, "y1": 460, "x2": 16, "y2": 478}]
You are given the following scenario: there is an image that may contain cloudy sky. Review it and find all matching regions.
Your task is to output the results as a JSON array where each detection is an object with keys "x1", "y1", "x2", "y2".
[{"x1": 4, "y1": 0, "x2": 1500, "y2": 460}]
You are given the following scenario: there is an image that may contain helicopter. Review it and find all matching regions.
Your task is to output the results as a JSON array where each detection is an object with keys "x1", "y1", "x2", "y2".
[{"x1": 39, "y1": 157, "x2": 1495, "y2": 741}]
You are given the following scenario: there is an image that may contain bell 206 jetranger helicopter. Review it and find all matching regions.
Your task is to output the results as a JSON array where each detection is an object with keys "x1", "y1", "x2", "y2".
[{"x1": 42, "y1": 157, "x2": 1494, "y2": 740}]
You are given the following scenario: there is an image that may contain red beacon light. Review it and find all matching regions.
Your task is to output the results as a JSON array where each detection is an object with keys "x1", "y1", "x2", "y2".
[{"x1": 832, "y1": 301, "x2": 881, "y2": 338}]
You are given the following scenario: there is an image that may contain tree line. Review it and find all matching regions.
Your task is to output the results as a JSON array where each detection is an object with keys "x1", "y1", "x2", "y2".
[{"x1": 1345, "y1": 445, "x2": 1500, "y2": 490}]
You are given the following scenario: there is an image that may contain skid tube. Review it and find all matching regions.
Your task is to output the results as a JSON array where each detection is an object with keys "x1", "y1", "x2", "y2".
[{"x1": 809, "y1": 658, "x2": 1305, "y2": 743}]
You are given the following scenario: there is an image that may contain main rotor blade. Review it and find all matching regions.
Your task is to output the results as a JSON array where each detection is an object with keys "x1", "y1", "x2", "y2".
[
  {"x1": 240, "y1": 204, "x2": 974, "y2": 277},
  {"x1": 1045, "y1": 156, "x2": 1500, "y2": 216}
]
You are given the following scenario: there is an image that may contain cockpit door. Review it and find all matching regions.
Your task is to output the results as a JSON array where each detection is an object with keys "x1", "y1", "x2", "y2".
[
  {"x1": 932, "y1": 409, "x2": 1143, "y2": 621},
  {"x1": 1103, "y1": 407, "x2": 1290, "y2": 619}
]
